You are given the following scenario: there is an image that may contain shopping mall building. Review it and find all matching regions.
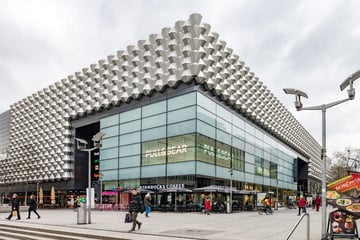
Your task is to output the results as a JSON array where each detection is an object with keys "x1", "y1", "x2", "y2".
[{"x1": 0, "y1": 13, "x2": 323, "y2": 208}]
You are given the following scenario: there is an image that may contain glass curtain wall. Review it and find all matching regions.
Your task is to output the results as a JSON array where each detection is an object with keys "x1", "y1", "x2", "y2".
[{"x1": 99, "y1": 90, "x2": 298, "y2": 195}]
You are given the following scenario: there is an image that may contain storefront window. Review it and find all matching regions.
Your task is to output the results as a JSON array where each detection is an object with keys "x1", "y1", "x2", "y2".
[
  {"x1": 270, "y1": 162, "x2": 278, "y2": 179},
  {"x1": 263, "y1": 159, "x2": 270, "y2": 177},
  {"x1": 167, "y1": 134, "x2": 195, "y2": 163},
  {"x1": 142, "y1": 139, "x2": 167, "y2": 165},
  {"x1": 196, "y1": 134, "x2": 215, "y2": 164},
  {"x1": 232, "y1": 147, "x2": 245, "y2": 171},
  {"x1": 254, "y1": 156, "x2": 278, "y2": 179},
  {"x1": 197, "y1": 106, "x2": 216, "y2": 126},
  {"x1": 255, "y1": 156, "x2": 263, "y2": 176},
  {"x1": 216, "y1": 141, "x2": 231, "y2": 168},
  {"x1": 142, "y1": 134, "x2": 196, "y2": 165}
]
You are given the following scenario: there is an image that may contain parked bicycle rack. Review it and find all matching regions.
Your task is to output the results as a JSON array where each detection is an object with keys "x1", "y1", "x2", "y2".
[{"x1": 284, "y1": 213, "x2": 310, "y2": 240}]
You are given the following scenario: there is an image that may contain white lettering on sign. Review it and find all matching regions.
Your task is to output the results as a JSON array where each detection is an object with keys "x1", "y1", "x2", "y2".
[
  {"x1": 145, "y1": 145, "x2": 187, "y2": 158},
  {"x1": 140, "y1": 184, "x2": 185, "y2": 189},
  {"x1": 203, "y1": 144, "x2": 231, "y2": 160},
  {"x1": 203, "y1": 144, "x2": 215, "y2": 156}
]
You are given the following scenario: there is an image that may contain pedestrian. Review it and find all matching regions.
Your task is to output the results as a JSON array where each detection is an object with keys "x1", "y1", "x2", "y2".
[
  {"x1": 262, "y1": 197, "x2": 272, "y2": 214},
  {"x1": 297, "y1": 196, "x2": 306, "y2": 215},
  {"x1": 128, "y1": 187, "x2": 144, "y2": 232},
  {"x1": 73, "y1": 196, "x2": 79, "y2": 209},
  {"x1": 3, "y1": 196, "x2": 9, "y2": 207},
  {"x1": 27, "y1": 194, "x2": 40, "y2": 219},
  {"x1": 204, "y1": 197, "x2": 212, "y2": 215},
  {"x1": 314, "y1": 195, "x2": 321, "y2": 212},
  {"x1": 144, "y1": 192, "x2": 152, "y2": 217},
  {"x1": 6, "y1": 193, "x2": 21, "y2": 220}
]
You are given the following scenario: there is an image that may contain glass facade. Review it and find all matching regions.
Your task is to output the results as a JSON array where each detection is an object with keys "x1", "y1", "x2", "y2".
[{"x1": 100, "y1": 91, "x2": 300, "y2": 192}]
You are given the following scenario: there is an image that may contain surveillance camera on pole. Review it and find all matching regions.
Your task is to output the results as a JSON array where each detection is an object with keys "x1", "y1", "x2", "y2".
[
  {"x1": 75, "y1": 138, "x2": 88, "y2": 150},
  {"x1": 340, "y1": 69, "x2": 360, "y2": 100},
  {"x1": 283, "y1": 88, "x2": 308, "y2": 111},
  {"x1": 74, "y1": 132, "x2": 105, "y2": 224},
  {"x1": 92, "y1": 132, "x2": 105, "y2": 148}
]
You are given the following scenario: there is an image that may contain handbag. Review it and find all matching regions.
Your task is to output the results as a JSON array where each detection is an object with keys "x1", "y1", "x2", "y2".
[
  {"x1": 12, "y1": 210, "x2": 17, "y2": 217},
  {"x1": 124, "y1": 213, "x2": 132, "y2": 223}
]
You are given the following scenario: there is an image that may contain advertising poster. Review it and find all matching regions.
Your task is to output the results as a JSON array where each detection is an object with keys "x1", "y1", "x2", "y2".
[
  {"x1": 256, "y1": 192, "x2": 267, "y2": 207},
  {"x1": 326, "y1": 172, "x2": 360, "y2": 238},
  {"x1": 329, "y1": 210, "x2": 356, "y2": 235}
]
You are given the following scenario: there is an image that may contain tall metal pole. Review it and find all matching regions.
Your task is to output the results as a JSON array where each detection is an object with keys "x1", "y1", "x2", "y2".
[
  {"x1": 100, "y1": 178, "x2": 102, "y2": 210},
  {"x1": 229, "y1": 168, "x2": 233, "y2": 213},
  {"x1": 88, "y1": 150, "x2": 92, "y2": 224},
  {"x1": 24, "y1": 180, "x2": 28, "y2": 206},
  {"x1": 321, "y1": 106, "x2": 327, "y2": 240},
  {"x1": 276, "y1": 180, "x2": 279, "y2": 210}
]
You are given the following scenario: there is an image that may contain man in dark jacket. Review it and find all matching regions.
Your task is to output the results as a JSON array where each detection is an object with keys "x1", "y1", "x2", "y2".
[
  {"x1": 27, "y1": 194, "x2": 40, "y2": 219},
  {"x1": 6, "y1": 193, "x2": 21, "y2": 220},
  {"x1": 128, "y1": 188, "x2": 144, "y2": 232}
]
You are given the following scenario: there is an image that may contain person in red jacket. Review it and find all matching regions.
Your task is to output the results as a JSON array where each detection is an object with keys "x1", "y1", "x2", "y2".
[
  {"x1": 298, "y1": 196, "x2": 306, "y2": 215},
  {"x1": 314, "y1": 195, "x2": 321, "y2": 212},
  {"x1": 204, "y1": 197, "x2": 212, "y2": 215}
]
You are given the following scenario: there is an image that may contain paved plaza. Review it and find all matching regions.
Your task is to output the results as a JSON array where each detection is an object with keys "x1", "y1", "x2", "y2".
[{"x1": 0, "y1": 206, "x2": 340, "y2": 240}]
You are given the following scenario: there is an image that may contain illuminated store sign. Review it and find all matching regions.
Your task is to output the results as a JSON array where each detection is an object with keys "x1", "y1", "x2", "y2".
[
  {"x1": 203, "y1": 144, "x2": 231, "y2": 161},
  {"x1": 140, "y1": 184, "x2": 185, "y2": 190},
  {"x1": 145, "y1": 145, "x2": 187, "y2": 158}
]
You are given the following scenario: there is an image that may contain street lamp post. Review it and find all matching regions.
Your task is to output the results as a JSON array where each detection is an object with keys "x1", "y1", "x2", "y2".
[
  {"x1": 229, "y1": 168, "x2": 233, "y2": 213},
  {"x1": 24, "y1": 179, "x2": 29, "y2": 206},
  {"x1": 99, "y1": 173, "x2": 104, "y2": 211},
  {"x1": 275, "y1": 180, "x2": 279, "y2": 210},
  {"x1": 75, "y1": 132, "x2": 105, "y2": 224},
  {"x1": 283, "y1": 69, "x2": 360, "y2": 240}
]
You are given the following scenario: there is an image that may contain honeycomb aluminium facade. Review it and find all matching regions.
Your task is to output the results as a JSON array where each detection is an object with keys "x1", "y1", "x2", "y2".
[{"x1": 0, "y1": 14, "x2": 322, "y2": 205}]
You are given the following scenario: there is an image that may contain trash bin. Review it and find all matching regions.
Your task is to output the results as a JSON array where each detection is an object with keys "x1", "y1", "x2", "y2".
[{"x1": 77, "y1": 202, "x2": 87, "y2": 224}]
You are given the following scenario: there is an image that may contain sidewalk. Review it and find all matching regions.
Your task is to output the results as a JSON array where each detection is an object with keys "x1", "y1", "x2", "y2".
[{"x1": 0, "y1": 207, "x2": 330, "y2": 240}]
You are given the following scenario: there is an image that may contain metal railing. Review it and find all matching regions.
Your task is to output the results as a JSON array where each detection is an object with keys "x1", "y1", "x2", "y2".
[{"x1": 284, "y1": 213, "x2": 310, "y2": 240}]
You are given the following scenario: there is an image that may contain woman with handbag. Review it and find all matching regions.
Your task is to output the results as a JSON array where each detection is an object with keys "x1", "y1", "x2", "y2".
[{"x1": 6, "y1": 193, "x2": 21, "y2": 220}]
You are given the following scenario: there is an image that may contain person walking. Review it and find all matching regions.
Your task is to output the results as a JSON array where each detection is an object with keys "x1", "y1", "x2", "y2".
[
  {"x1": 6, "y1": 193, "x2": 21, "y2": 220},
  {"x1": 297, "y1": 196, "x2": 306, "y2": 215},
  {"x1": 144, "y1": 192, "x2": 152, "y2": 217},
  {"x1": 128, "y1": 188, "x2": 144, "y2": 232},
  {"x1": 27, "y1": 194, "x2": 40, "y2": 219},
  {"x1": 204, "y1": 197, "x2": 212, "y2": 215},
  {"x1": 262, "y1": 197, "x2": 272, "y2": 214},
  {"x1": 314, "y1": 195, "x2": 321, "y2": 212}
]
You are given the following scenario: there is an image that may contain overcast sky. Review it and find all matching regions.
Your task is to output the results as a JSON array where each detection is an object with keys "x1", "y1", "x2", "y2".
[{"x1": 1, "y1": 0, "x2": 359, "y2": 158}]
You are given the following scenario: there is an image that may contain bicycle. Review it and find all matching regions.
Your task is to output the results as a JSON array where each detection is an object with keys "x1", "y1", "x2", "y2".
[{"x1": 257, "y1": 206, "x2": 273, "y2": 215}]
